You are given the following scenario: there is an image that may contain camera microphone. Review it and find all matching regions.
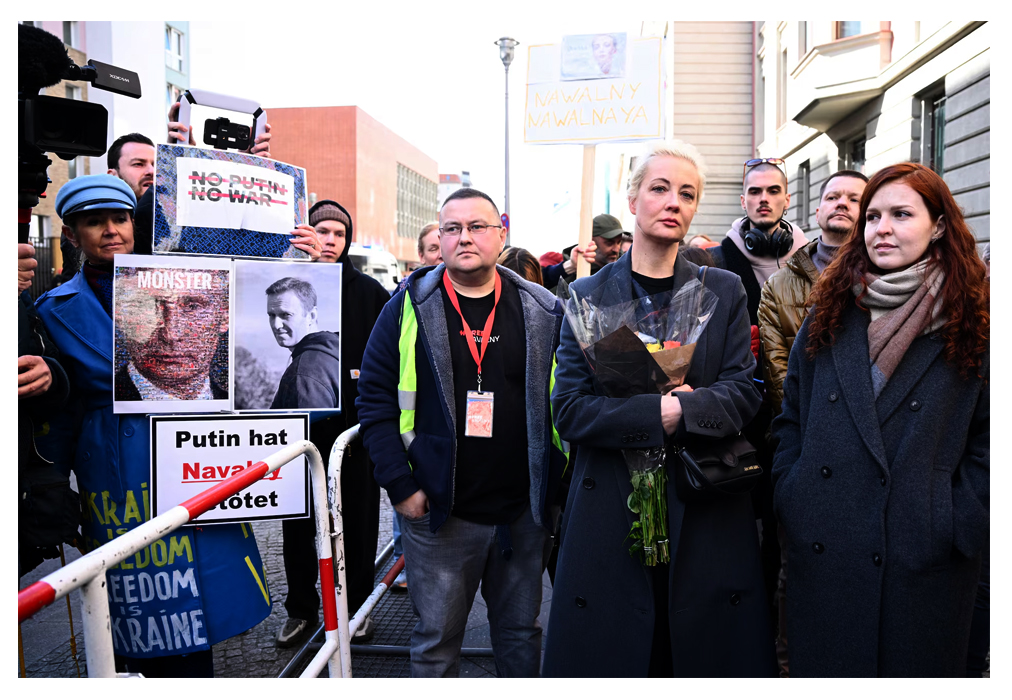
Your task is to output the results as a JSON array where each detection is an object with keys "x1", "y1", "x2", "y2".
[{"x1": 18, "y1": 23, "x2": 73, "y2": 93}]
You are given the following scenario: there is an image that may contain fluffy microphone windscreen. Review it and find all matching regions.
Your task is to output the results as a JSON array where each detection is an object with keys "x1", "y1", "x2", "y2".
[{"x1": 19, "y1": 23, "x2": 73, "y2": 91}]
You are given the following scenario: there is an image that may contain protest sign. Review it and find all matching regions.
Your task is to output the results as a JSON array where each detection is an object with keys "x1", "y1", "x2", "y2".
[
  {"x1": 524, "y1": 36, "x2": 663, "y2": 145},
  {"x1": 232, "y1": 260, "x2": 343, "y2": 411},
  {"x1": 152, "y1": 144, "x2": 309, "y2": 259},
  {"x1": 113, "y1": 254, "x2": 233, "y2": 414},
  {"x1": 150, "y1": 413, "x2": 310, "y2": 524}
]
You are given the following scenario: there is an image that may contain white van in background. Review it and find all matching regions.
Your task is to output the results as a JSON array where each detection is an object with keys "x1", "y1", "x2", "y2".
[{"x1": 347, "y1": 244, "x2": 401, "y2": 293}]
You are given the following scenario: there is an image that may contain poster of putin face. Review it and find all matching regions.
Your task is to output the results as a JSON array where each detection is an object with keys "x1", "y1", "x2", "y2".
[
  {"x1": 113, "y1": 254, "x2": 233, "y2": 414},
  {"x1": 232, "y1": 260, "x2": 343, "y2": 412}
]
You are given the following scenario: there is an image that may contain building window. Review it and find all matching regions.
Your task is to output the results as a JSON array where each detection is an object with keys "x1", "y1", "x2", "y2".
[
  {"x1": 66, "y1": 84, "x2": 81, "y2": 101},
  {"x1": 30, "y1": 214, "x2": 49, "y2": 242},
  {"x1": 67, "y1": 156, "x2": 83, "y2": 180},
  {"x1": 167, "y1": 83, "x2": 184, "y2": 114},
  {"x1": 62, "y1": 21, "x2": 79, "y2": 48},
  {"x1": 777, "y1": 47, "x2": 788, "y2": 128},
  {"x1": 843, "y1": 134, "x2": 866, "y2": 173},
  {"x1": 798, "y1": 160, "x2": 811, "y2": 228},
  {"x1": 922, "y1": 94, "x2": 947, "y2": 176},
  {"x1": 836, "y1": 22, "x2": 862, "y2": 39},
  {"x1": 798, "y1": 21, "x2": 812, "y2": 57},
  {"x1": 165, "y1": 26, "x2": 185, "y2": 73},
  {"x1": 397, "y1": 164, "x2": 437, "y2": 240}
]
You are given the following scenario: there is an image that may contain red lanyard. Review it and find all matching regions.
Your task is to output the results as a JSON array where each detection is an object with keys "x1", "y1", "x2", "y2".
[{"x1": 443, "y1": 270, "x2": 501, "y2": 382}]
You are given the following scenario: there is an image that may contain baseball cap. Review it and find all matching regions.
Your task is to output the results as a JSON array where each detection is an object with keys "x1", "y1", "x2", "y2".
[
  {"x1": 592, "y1": 213, "x2": 627, "y2": 240},
  {"x1": 55, "y1": 174, "x2": 137, "y2": 219}
]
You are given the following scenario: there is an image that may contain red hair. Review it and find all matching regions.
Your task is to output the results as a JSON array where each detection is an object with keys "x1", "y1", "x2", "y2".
[{"x1": 807, "y1": 162, "x2": 988, "y2": 374}]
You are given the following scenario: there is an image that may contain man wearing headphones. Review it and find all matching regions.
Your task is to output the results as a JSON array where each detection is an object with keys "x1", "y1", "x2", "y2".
[{"x1": 708, "y1": 158, "x2": 808, "y2": 627}]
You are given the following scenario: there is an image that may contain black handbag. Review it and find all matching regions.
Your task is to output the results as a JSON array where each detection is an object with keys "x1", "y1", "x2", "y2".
[
  {"x1": 669, "y1": 264, "x2": 762, "y2": 502},
  {"x1": 671, "y1": 432, "x2": 762, "y2": 502}
]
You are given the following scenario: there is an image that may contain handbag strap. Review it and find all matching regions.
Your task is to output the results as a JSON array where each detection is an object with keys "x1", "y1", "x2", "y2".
[{"x1": 695, "y1": 265, "x2": 708, "y2": 319}]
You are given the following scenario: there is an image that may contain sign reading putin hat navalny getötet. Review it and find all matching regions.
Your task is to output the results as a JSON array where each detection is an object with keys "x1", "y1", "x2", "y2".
[{"x1": 150, "y1": 414, "x2": 310, "y2": 524}]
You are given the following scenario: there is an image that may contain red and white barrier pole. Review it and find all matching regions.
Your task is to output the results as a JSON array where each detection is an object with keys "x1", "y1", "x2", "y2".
[{"x1": 18, "y1": 440, "x2": 326, "y2": 679}]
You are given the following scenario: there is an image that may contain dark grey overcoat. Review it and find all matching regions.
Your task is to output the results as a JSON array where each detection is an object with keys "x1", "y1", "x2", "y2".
[
  {"x1": 772, "y1": 304, "x2": 989, "y2": 677},
  {"x1": 542, "y1": 252, "x2": 777, "y2": 677}
]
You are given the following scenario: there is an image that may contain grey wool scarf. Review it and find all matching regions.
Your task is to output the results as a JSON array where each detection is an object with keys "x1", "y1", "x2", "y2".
[{"x1": 858, "y1": 259, "x2": 945, "y2": 398}]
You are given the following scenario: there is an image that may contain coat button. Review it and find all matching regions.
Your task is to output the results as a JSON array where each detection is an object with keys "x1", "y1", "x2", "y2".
[
  {"x1": 622, "y1": 436, "x2": 629, "y2": 443},
  {"x1": 717, "y1": 421, "x2": 723, "y2": 429},
  {"x1": 124, "y1": 426, "x2": 134, "y2": 437},
  {"x1": 828, "y1": 391, "x2": 839, "y2": 402},
  {"x1": 729, "y1": 592, "x2": 741, "y2": 605},
  {"x1": 880, "y1": 476, "x2": 887, "y2": 486},
  {"x1": 821, "y1": 466, "x2": 832, "y2": 478},
  {"x1": 873, "y1": 554, "x2": 882, "y2": 566},
  {"x1": 909, "y1": 399, "x2": 921, "y2": 411},
  {"x1": 575, "y1": 596, "x2": 587, "y2": 608},
  {"x1": 812, "y1": 542, "x2": 825, "y2": 554},
  {"x1": 698, "y1": 419, "x2": 705, "y2": 427},
  {"x1": 83, "y1": 451, "x2": 91, "y2": 460},
  {"x1": 582, "y1": 477, "x2": 595, "y2": 490}
]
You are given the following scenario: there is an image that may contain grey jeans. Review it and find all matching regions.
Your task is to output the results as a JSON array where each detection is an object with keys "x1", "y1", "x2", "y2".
[{"x1": 400, "y1": 505, "x2": 548, "y2": 678}]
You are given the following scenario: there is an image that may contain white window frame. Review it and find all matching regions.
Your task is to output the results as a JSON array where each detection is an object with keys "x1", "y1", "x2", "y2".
[{"x1": 165, "y1": 26, "x2": 184, "y2": 73}]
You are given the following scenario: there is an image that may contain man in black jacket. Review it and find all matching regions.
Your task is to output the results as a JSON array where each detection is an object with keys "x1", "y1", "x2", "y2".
[
  {"x1": 273, "y1": 200, "x2": 389, "y2": 648},
  {"x1": 709, "y1": 159, "x2": 808, "y2": 621}
]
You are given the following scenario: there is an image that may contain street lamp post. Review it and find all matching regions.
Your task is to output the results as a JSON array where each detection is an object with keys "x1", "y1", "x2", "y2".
[{"x1": 496, "y1": 36, "x2": 518, "y2": 246}]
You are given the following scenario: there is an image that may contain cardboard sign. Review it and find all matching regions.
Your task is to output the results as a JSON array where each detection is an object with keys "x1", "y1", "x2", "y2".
[
  {"x1": 113, "y1": 254, "x2": 233, "y2": 414},
  {"x1": 153, "y1": 144, "x2": 310, "y2": 259},
  {"x1": 151, "y1": 414, "x2": 310, "y2": 524},
  {"x1": 524, "y1": 36, "x2": 664, "y2": 145}
]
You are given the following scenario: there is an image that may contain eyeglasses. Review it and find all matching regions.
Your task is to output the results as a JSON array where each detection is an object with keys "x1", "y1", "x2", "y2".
[
  {"x1": 438, "y1": 223, "x2": 503, "y2": 237},
  {"x1": 743, "y1": 157, "x2": 786, "y2": 180}
]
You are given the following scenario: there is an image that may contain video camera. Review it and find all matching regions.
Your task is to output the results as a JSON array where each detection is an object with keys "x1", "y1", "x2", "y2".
[{"x1": 18, "y1": 23, "x2": 142, "y2": 242}]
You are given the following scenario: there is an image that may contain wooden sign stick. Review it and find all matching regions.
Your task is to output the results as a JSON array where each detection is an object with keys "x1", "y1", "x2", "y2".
[{"x1": 576, "y1": 144, "x2": 596, "y2": 279}]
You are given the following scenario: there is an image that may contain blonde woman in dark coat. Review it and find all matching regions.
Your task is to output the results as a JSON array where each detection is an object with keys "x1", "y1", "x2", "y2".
[
  {"x1": 772, "y1": 163, "x2": 989, "y2": 676},
  {"x1": 543, "y1": 141, "x2": 775, "y2": 677}
]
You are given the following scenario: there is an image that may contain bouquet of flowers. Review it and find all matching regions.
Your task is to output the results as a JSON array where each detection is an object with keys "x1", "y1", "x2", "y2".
[{"x1": 558, "y1": 274, "x2": 718, "y2": 565}]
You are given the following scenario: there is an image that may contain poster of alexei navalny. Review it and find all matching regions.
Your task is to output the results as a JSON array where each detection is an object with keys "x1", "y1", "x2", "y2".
[
  {"x1": 232, "y1": 260, "x2": 343, "y2": 412},
  {"x1": 152, "y1": 144, "x2": 310, "y2": 259},
  {"x1": 113, "y1": 254, "x2": 232, "y2": 414},
  {"x1": 561, "y1": 32, "x2": 627, "y2": 80}
]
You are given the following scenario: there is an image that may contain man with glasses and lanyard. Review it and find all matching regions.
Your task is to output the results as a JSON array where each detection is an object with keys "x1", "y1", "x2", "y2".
[
  {"x1": 709, "y1": 158, "x2": 808, "y2": 621},
  {"x1": 356, "y1": 187, "x2": 567, "y2": 677}
]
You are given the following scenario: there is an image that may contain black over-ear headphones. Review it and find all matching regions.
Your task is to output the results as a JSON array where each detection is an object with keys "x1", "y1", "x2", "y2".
[{"x1": 742, "y1": 217, "x2": 794, "y2": 259}]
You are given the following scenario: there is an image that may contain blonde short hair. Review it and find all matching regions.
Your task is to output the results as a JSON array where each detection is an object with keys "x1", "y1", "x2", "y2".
[{"x1": 627, "y1": 140, "x2": 707, "y2": 200}]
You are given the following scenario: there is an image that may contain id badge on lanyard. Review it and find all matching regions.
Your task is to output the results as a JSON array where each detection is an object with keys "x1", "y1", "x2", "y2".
[
  {"x1": 465, "y1": 390, "x2": 494, "y2": 437},
  {"x1": 444, "y1": 270, "x2": 501, "y2": 439}
]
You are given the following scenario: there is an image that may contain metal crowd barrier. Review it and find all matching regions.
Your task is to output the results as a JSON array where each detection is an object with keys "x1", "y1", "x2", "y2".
[{"x1": 17, "y1": 440, "x2": 346, "y2": 678}]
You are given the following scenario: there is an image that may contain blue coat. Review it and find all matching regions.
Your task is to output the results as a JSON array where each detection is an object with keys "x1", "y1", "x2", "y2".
[
  {"x1": 772, "y1": 304, "x2": 989, "y2": 676},
  {"x1": 542, "y1": 252, "x2": 776, "y2": 677},
  {"x1": 35, "y1": 272, "x2": 271, "y2": 659},
  {"x1": 356, "y1": 264, "x2": 567, "y2": 533}
]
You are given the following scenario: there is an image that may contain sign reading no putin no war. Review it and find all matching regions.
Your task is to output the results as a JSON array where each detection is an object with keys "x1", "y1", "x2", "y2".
[{"x1": 152, "y1": 144, "x2": 310, "y2": 259}]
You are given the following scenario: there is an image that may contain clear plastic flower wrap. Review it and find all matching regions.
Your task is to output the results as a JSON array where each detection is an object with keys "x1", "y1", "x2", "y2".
[{"x1": 557, "y1": 275, "x2": 719, "y2": 565}]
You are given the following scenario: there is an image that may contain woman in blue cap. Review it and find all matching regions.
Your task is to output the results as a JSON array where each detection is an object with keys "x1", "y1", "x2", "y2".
[{"x1": 35, "y1": 175, "x2": 271, "y2": 677}]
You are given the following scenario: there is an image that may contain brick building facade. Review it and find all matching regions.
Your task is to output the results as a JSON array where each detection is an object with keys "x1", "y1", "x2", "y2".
[{"x1": 267, "y1": 106, "x2": 438, "y2": 267}]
